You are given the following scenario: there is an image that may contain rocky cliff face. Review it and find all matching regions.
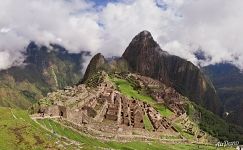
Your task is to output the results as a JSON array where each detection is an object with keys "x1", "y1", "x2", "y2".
[
  {"x1": 122, "y1": 31, "x2": 221, "y2": 114},
  {"x1": 0, "y1": 42, "x2": 88, "y2": 109}
]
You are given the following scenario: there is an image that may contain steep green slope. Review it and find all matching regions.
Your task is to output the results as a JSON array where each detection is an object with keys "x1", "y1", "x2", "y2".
[
  {"x1": 0, "y1": 42, "x2": 87, "y2": 109},
  {"x1": 187, "y1": 102, "x2": 243, "y2": 143}
]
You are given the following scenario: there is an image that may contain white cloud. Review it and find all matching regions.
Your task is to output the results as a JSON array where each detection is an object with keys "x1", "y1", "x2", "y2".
[
  {"x1": 0, "y1": 27, "x2": 11, "y2": 33},
  {"x1": 160, "y1": 0, "x2": 243, "y2": 67},
  {"x1": 0, "y1": 0, "x2": 243, "y2": 70},
  {"x1": 98, "y1": 0, "x2": 243, "y2": 69},
  {"x1": 0, "y1": 0, "x2": 101, "y2": 70}
]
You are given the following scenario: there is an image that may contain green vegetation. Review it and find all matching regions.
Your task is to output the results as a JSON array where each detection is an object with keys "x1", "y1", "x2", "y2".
[
  {"x1": 0, "y1": 77, "x2": 44, "y2": 109},
  {"x1": 154, "y1": 103, "x2": 174, "y2": 117},
  {"x1": 111, "y1": 77, "x2": 153, "y2": 103},
  {"x1": 186, "y1": 102, "x2": 243, "y2": 143},
  {"x1": 143, "y1": 114, "x2": 154, "y2": 131},
  {"x1": 0, "y1": 107, "x2": 58, "y2": 149},
  {"x1": 110, "y1": 77, "x2": 173, "y2": 117},
  {"x1": 38, "y1": 118, "x2": 224, "y2": 150}
]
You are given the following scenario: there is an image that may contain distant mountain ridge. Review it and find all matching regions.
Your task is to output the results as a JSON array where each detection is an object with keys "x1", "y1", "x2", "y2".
[
  {"x1": 203, "y1": 63, "x2": 243, "y2": 127},
  {"x1": 0, "y1": 42, "x2": 88, "y2": 109}
]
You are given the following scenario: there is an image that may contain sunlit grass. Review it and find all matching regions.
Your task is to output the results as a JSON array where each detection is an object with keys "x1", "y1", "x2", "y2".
[
  {"x1": 0, "y1": 107, "x2": 57, "y2": 149},
  {"x1": 110, "y1": 77, "x2": 173, "y2": 117}
]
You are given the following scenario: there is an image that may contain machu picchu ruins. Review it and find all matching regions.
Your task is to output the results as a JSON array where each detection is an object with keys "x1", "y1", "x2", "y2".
[{"x1": 32, "y1": 71, "x2": 210, "y2": 142}]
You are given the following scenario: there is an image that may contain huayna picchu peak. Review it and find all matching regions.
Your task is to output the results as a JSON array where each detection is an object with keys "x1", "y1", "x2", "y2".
[
  {"x1": 124, "y1": 30, "x2": 168, "y2": 57},
  {"x1": 122, "y1": 31, "x2": 221, "y2": 115},
  {"x1": 131, "y1": 30, "x2": 154, "y2": 41}
]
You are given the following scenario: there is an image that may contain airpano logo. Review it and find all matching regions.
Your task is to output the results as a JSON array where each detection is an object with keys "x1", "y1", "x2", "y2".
[{"x1": 215, "y1": 141, "x2": 239, "y2": 147}]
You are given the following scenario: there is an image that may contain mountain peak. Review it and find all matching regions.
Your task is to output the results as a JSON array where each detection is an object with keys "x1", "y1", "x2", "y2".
[
  {"x1": 122, "y1": 31, "x2": 166, "y2": 71},
  {"x1": 131, "y1": 30, "x2": 153, "y2": 43},
  {"x1": 124, "y1": 30, "x2": 161, "y2": 53},
  {"x1": 81, "y1": 53, "x2": 107, "y2": 83},
  {"x1": 125, "y1": 30, "x2": 167, "y2": 56},
  {"x1": 138, "y1": 30, "x2": 152, "y2": 37}
]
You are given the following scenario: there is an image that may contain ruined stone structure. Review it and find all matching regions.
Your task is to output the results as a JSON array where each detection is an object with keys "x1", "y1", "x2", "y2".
[
  {"x1": 147, "y1": 107, "x2": 171, "y2": 131},
  {"x1": 38, "y1": 72, "x2": 179, "y2": 137},
  {"x1": 134, "y1": 74, "x2": 162, "y2": 89},
  {"x1": 46, "y1": 105, "x2": 67, "y2": 117},
  {"x1": 102, "y1": 89, "x2": 145, "y2": 129},
  {"x1": 132, "y1": 74, "x2": 186, "y2": 116}
]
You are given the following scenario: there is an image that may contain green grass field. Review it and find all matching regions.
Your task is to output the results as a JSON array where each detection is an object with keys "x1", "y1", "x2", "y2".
[
  {"x1": 110, "y1": 77, "x2": 173, "y2": 117},
  {"x1": 111, "y1": 77, "x2": 154, "y2": 102},
  {"x1": 0, "y1": 107, "x2": 58, "y2": 150}
]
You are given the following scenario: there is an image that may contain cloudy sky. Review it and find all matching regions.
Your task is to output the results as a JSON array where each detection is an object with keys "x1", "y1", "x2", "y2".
[{"x1": 0, "y1": 0, "x2": 243, "y2": 70}]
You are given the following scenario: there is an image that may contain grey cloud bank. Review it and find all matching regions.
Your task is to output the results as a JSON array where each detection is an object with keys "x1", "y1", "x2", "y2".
[{"x1": 0, "y1": 0, "x2": 243, "y2": 70}]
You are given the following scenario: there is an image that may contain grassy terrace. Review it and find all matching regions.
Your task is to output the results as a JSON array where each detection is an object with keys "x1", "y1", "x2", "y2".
[
  {"x1": 38, "y1": 118, "x2": 224, "y2": 150},
  {"x1": 110, "y1": 77, "x2": 173, "y2": 117}
]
